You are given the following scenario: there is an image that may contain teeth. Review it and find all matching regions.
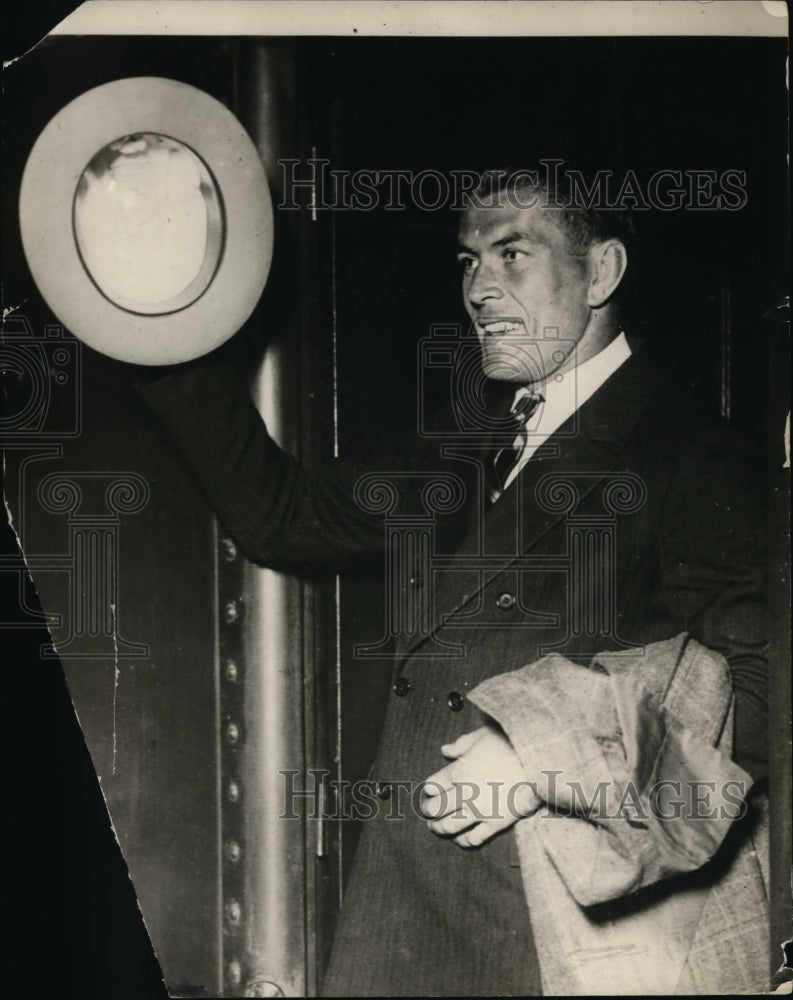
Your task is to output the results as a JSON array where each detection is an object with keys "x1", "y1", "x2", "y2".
[{"x1": 479, "y1": 321, "x2": 522, "y2": 334}]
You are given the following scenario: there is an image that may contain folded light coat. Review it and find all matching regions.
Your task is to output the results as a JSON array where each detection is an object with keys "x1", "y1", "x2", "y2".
[{"x1": 470, "y1": 632, "x2": 769, "y2": 995}]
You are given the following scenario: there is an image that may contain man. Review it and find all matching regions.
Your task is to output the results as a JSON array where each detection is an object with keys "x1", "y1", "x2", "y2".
[{"x1": 137, "y1": 171, "x2": 768, "y2": 995}]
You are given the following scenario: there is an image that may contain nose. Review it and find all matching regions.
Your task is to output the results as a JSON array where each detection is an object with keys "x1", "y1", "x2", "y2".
[{"x1": 465, "y1": 260, "x2": 503, "y2": 311}]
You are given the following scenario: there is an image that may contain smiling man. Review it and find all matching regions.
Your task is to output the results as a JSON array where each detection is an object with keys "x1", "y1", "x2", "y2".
[
  {"x1": 458, "y1": 196, "x2": 626, "y2": 383},
  {"x1": 417, "y1": 180, "x2": 635, "y2": 854},
  {"x1": 137, "y1": 170, "x2": 768, "y2": 995}
]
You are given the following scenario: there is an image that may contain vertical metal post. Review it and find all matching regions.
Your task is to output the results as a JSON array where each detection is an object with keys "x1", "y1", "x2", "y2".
[{"x1": 221, "y1": 39, "x2": 327, "y2": 998}]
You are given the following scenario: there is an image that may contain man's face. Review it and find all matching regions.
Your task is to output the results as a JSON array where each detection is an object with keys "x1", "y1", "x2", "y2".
[{"x1": 457, "y1": 202, "x2": 595, "y2": 384}]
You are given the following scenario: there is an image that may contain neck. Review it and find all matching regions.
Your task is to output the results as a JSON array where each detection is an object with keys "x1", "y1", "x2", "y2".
[{"x1": 558, "y1": 309, "x2": 621, "y2": 377}]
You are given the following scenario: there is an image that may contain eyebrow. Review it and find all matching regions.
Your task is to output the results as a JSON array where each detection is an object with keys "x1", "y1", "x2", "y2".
[
  {"x1": 492, "y1": 229, "x2": 551, "y2": 249},
  {"x1": 456, "y1": 229, "x2": 551, "y2": 255}
]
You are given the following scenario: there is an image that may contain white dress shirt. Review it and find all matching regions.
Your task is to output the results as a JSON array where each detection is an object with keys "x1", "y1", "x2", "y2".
[{"x1": 499, "y1": 332, "x2": 632, "y2": 495}]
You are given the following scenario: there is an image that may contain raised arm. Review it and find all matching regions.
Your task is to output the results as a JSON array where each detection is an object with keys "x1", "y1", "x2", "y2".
[{"x1": 135, "y1": 355, "x2": 413, "y2": 571}]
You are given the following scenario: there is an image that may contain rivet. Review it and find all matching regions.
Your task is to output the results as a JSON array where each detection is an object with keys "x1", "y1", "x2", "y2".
[
  {"x1": 226, "y1": 898, "x2": 242, "y2": 925},
  {"x1": 224, "y1": 659, "x2": 238, "y2": 683},
  {"x1": 245, "y1": 982, "x2": 285, "y2": 998},
  {"x1": 225, "y1": 839, "x2": 242, "y2": 863},
  {"x1": 223, "y1": 600, "x2": 239, "y2": 624},
  {"x1": 227, "y1": 779, "x2": 241, "y2": 803},
  {"x1": 220, "y1": 537, "x2": 238, "y2": 562},
  {"x1": 227, "y1": 721, "x2": 240, "y2": 746}
]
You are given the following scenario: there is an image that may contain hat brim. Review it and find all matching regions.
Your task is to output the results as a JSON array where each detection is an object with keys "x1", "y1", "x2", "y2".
[{"x1": 19, "y1": 76, "x2": 273, "y2": 366}]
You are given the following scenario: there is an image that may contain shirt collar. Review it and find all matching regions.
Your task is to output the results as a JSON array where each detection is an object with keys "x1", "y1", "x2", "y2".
[{"x1": 512, "y1": 331, "x2": 632, "y2": 420}]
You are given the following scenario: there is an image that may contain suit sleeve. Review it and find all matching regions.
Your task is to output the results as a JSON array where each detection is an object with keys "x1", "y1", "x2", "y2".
[
  {"x1": 658, "y1": 425, "x2": 768, "y2": 781},
  {"x1": 135, "y1": 356, "x2": 417, "y2": 571}
]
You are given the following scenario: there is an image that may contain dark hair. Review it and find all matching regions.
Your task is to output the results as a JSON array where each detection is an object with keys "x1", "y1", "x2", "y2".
[{"x1": 467, "y1": 168, "x2": 636, "y2": 255}]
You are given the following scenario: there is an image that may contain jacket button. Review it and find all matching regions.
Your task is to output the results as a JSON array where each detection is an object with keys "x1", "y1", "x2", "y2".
[
  {"x1": 376, "y1": 782, "x2": 392, "y2": 799},
  {"x1": 447, "y1": 691, "x2": 465, "y2": 712},
  {"x1": 393, "y1": 677, "x2": 411, "y2": 697},
  {"x1": 496, "y1": 592, "x2": 516, "y2": 610},
  {"x1": 409, "y1": 571, "x2": 423, "y2": 589}
]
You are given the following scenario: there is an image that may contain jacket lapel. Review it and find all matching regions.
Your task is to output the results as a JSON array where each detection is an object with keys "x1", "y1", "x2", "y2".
[{"x1": 403, "y1": 345, "x2": 663, "y2": 659}]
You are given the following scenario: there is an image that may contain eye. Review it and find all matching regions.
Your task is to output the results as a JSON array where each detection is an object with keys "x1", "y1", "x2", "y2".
[
  {"x1": 457, "y1": 254, "x2": 478, "y2": 276},
  {"x1": 503, "y1": 248, "x2": 528, "y2": 264}
]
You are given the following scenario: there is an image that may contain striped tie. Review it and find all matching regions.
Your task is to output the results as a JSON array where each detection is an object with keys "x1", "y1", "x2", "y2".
[{"x1": 488, "y1": 389, "x2": 544, "y2": 500}]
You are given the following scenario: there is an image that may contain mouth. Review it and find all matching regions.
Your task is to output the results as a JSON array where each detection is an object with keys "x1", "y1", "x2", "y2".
[{"x1": 476, "y1": 318, "x2": 525, "y2": 336}]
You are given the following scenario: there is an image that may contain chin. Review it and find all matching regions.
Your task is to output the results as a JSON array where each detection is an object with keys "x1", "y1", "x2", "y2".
[{"x1": 480, "y1": 346, "x2": 543, "y2": 384}]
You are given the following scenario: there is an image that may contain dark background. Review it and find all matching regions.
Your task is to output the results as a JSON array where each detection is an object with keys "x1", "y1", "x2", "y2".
[
  {"x1": 3, "y1": 12, "x2": 789, "y2": 999},
  {"x1": 4, "y1": 13, "x2": 168, "y2": 1000}
]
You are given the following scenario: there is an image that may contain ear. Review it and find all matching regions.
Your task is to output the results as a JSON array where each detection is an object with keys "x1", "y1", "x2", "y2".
[{"x1": 586, "y1": 239, "x2": 628, "y2": 308}]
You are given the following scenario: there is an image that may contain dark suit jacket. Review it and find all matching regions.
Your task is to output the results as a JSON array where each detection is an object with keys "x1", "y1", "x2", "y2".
[{"x1": 137, "y1": 341, "x2": 768, "y2": 995}]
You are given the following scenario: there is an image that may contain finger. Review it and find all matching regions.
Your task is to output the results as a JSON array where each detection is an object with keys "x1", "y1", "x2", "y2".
[
  {"x1": 454, "y1": 824, "x2": 491, "y2": 849},
  {"x1": 420, "y1": 789, "x2": 455, "y2": 820},
  {"x1": 426, "y1": 809, "x2": 477, "y2": 837},
  {"x1": 440, "y1": 727, "x2": 487, "y2": 760},
  {"x1": 454, "y1": 802, "x2": 532, "y2": 845},
  {"x1": 512, "y1": 782, "x2": 542, "y2": 818},
  {"x1": 421, "y1": 771, "x2": 454, "y2": 796}
]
